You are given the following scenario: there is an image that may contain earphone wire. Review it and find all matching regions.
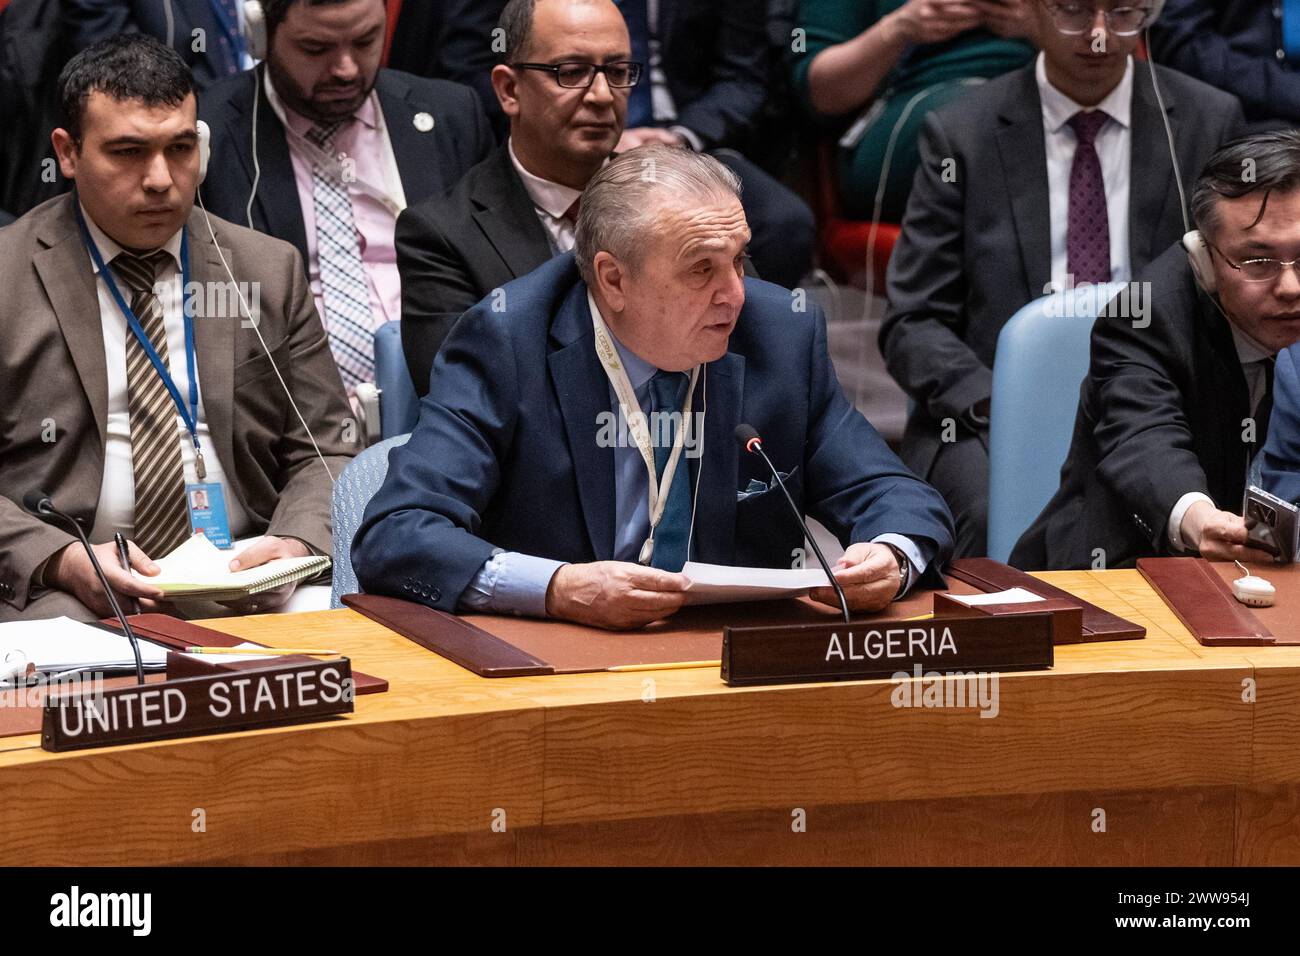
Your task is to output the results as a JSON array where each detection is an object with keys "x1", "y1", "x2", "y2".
[
  {"x1": 1144, "y1": 28, "x2": 1190, "y2": 234},
  {"x1": 195, "y1": 188, "x2": 337, "y2": 484},
  {"x1": 247, "y1": 66, "x2": 262, "y2": 230}
]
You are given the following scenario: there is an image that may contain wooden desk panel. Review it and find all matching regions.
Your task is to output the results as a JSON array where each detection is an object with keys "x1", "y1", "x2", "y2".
[{"x1": 0, "y1": 570, "x2": 1294, "y2": 866}]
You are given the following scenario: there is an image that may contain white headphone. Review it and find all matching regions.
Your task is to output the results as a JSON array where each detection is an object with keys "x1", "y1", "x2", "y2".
[
  {"x1": 196, "y1": 118, "x2": 211, "y2": 184},
  {"x1": 244, "y1": 1, "x2": 268, "y2": 61},
  {"x1": 1182, "y1": 229, "x2": 1217, "y2": 294}
]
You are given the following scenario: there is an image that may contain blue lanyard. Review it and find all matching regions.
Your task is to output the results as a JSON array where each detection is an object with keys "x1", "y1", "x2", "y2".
[
  {"x1": 207, "y1": 0, "x2": 246, "y2": 65},
  {"x1": 74, "y1": 203, "x2": 207, "y2": 480}
]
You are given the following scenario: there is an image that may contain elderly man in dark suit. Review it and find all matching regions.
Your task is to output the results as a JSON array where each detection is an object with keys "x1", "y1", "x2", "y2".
[
  {"x1": 0, "y1": 35, "x2": 354, "y2": 621},
  {"x1": 198, "y1": 0, "x2": 493, "y2": 392},
  {"x1": 880, "y1": 0, "x2": 1243, "y2": 557},
  {"x1": 354, "y1": 146, "x2": 953, "y2": 630},
  {"x1": 1013, "y1": 132, "x2": 1300, "y2": 570}
]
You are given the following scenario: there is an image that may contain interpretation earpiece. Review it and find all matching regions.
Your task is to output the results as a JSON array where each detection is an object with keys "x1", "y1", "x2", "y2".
[
  {"x1": 244, "y1": 0, "x2": 268, "y2": 61},
  {"x1": 196, "y1": 119, "x2": 211, "y2": 186},
  {"x1": 1182, "y1": 230, "x2": 1217, "y2": 295}
]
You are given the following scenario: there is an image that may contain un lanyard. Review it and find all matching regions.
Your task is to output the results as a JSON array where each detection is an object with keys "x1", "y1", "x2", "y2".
[
  {"x1": 590, "y1": 307, "x2": 698, "y2": 564},
  {"x1": 74, "y1": 203, "x2": 207, "y2": 481},
  {"x1": 206, "y1": 0, "x2": 247, "y2": 65}
]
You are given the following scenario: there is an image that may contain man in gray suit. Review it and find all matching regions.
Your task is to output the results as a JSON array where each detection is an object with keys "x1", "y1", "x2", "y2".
[
  {"x1": 0, "y1": 34, "x2": 355, "y2": 621},
  {"x1": 879, "y1": 0, "x2": 1244, "y2": 557}
]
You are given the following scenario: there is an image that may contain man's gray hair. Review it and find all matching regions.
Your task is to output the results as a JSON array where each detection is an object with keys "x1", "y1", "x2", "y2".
[{"x1": 575, "y1": 144, "x2": 743, "y2": 284}]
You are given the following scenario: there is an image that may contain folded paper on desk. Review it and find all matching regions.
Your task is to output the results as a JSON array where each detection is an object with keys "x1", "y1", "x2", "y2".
[
  {"x1": 140, "y1": 536, "x2": 330, "y2": 601},
  {"x1": 681, "y1": 561, "x2": 831, "y2": 604},
  {"x1": 945, "y1": 588, "x2": 1045, "y2": 607},
  {"x1": 0, "y1": 617, "x2": 168, "y2": 682}
]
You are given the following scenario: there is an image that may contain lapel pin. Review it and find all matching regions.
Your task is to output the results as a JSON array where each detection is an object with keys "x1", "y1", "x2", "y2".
[{"x1": 413, "y1": 112, "x2": 435, "y2": 133}]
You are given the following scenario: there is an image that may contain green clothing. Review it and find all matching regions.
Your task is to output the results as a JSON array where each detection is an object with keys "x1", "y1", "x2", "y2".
[{"x1": 793, "y1": 0, "x2": 1034, "y2": 220}]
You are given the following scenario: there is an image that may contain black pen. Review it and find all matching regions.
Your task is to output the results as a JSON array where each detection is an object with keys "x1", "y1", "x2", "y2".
[{"x1": 113, "y1": 532, "x2": 140, "y2": 615}]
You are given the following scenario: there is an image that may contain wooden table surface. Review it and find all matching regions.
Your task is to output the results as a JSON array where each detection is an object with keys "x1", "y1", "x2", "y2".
[{"x1": 4, "y1": 570, "x2": 1299, "y2": 866}]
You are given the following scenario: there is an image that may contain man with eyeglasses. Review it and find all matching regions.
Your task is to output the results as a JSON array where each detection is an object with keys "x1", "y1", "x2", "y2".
[
  {"x1": 197, "y1": 0, "x2": 494, "y2": 395},
  {"x1": 881, "y1": 0, "x2": 1243, "y2": 558},
  {"x1": 1013, "y1": 132, "x2": 1300, "y2": 569}
]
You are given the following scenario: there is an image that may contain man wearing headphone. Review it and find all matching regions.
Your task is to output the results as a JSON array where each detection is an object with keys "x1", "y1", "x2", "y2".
[
  {"x1": 1013, "y1": 131, "x2": 1300, "y2": 569},
  {"x1": 0, "y1": 34, "x2": 355, "y2": 621},
  {"x1": 199, "y1": 0, "x2": 494, "y2": 396},
  {"x1": 880, "y1": 0, "x2": 1244, "y2": 559}
]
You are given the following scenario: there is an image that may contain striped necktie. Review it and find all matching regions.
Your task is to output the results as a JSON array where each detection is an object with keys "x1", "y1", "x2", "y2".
[
  {"x1": 307, "y1": 120, "x2": 373, "y2": 390},
  {"x1": 112, "y1": 250, "x2": 192, "y2": 558}
]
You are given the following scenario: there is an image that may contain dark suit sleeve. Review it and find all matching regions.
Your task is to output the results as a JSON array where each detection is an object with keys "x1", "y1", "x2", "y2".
[
  {"x1": 395, "y1": 201, "x2": 485, "y2": 392},
  {"x1": 1087, "y1": 288, "x2": 1212, "y2": 545},
  {"x1": 63, "y1": 0, "x2": 134, "y2": 51},
  {"x1": 1261, "y1": 347, "x2": 1300, "y2": 506},
  {"x1": 433, "y1": 0, "x2": 508, "y2": 136},
  {"x1": 879, "y1": 111, "x2": 991, "y2": 425},
  {"x1": 1149, "y1": 0, "x2": 1300, "y2": 125},
  {"x1": 802, "y1": 303, "x2": 955, "y2": 583},
  {"x1": 672, "y1": 0, "x2": 769, "y2": 149},
  {"x1": 351, "y1": 302, "x2": 514, "y2": 610}
]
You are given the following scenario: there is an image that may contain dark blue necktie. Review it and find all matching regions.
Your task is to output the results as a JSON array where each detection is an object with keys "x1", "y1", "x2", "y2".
[
  {"x1": 212, "y1": 0, "x2": 245, "y2": 75},
  {"x1": 649, "y1": 370, "x2": 691, "y2": 572},
  {"x1": 618, "y1": 0, "x2": 654, "y2": 129}
]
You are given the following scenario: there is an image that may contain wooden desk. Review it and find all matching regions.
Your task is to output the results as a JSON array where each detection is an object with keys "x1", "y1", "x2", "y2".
[{"x1": 3, "y1": 570, "x2": 1298, "y2": 866}]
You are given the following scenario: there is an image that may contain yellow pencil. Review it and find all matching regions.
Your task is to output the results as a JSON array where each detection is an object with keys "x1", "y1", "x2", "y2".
[
  {"x1": 902, "y1": 612, "x2": 934, "y2": 621},
  {"x1": 184, "y1": 646, "x2": 342, "y2": 657},
  {"x1": 607, "y1": 660, "x2": 720, "y2": 672}
]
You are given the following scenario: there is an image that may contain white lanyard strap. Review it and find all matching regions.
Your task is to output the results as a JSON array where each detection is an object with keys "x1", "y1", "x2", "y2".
[{"x1": 591, "y1": 309, "x2": 699, "y2": 563}]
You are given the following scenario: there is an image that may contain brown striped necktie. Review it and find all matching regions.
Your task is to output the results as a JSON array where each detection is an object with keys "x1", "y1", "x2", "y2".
[{"x1": 112, "y1": 250, "x2": 192, "y2": 558}]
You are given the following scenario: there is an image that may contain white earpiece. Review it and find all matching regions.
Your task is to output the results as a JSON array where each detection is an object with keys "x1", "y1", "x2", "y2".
[
  {"x1": 1, "y1": 650, "x2": 32, "y2": 684},
  {"x1": 196, "y1": 118, "x2": 211, "y2": 185},
  {"x1": 244, "y1": 1, "x2": 268, "y2": 61},
  {"x1": 1182, "y1": 230, "x2": 1217, "y2": 295}
]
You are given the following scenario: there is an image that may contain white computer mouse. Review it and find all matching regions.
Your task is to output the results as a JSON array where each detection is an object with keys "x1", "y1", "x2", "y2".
[{"x1": 1232, "y1": 574, "x2": 1276, "y2": 608}]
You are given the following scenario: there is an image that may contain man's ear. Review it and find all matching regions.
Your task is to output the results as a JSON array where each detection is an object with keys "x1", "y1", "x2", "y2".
[
  {"x1": 593, "y1": 251, "x2": 629, "y2": 313},
  {"x1": 50, "y1": 128, "x2": 79, "y2": 181},
  {"x1": 491, "y1": 64, "x2": 520, "y2": 117}
]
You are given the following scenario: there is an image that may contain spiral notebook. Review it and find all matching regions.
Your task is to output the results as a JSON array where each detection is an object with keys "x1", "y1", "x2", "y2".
[{"x1": 139, "y1": 535, "x2": 330, "y2": 601}]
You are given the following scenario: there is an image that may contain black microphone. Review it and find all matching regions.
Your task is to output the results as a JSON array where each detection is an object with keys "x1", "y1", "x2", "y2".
[
  {"x1": 24, "y1": 490, "x2": 146, "y2": 684},
  {"x1": 735, "y1": 425, "x2": 851, "y2": 624}
]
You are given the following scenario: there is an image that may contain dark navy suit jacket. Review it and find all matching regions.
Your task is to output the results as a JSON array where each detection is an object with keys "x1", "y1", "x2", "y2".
[
  {"x1": 198, "y1": 66, "x2": 493, "y2": 266},
  {"x1": 1261, "y1": 345, "x2": 1300, "y2": 505},
  {"x1": 352, "y1": 254, "x2": 955, "y2": 611}
]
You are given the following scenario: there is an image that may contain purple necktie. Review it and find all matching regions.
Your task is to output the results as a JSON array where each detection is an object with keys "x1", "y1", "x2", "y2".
[{"x1": 1066, "y1": 110, "x2": 1111, "y2": 284}]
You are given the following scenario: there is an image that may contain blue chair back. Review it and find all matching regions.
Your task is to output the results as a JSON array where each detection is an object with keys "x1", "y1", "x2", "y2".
[
  {"x1": 331, "y1": 433, "x2": 411, "y2": 607},
  {"x1": 986, "y1": 282, "x2": 1127, "y2": 562},
  {"x1": 374, "y1": 321, "x2": 420, "y2": 439}
]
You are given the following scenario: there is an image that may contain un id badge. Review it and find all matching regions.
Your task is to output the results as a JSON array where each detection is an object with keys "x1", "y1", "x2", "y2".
[{"x1": 186, "y1": 482, "x2": 233, "y2": 549}]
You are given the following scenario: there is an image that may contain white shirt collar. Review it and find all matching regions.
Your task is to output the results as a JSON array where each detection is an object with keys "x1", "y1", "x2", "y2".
[
  {"x1": 508, "y1": 137, "x2": 584, "y2": 222},
  {"x1": 79, "y1": 201, "x2": 184, "y2": 276},
  {"x1": 1036, "y1": 51, "x2": 1133, "y2": 134}
]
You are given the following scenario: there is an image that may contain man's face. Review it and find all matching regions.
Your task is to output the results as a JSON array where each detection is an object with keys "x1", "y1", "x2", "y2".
[
  {"x1": 496, "y1": 0, "x2": 630, "y2": 171},
  {"x1": 268, "y1": 0, "x2": 385, "y2": 124},
  {"x1": 1035, "y1": 1, "x2": 1143, "y2": 80},
  {"x1": 604, "y1": 196, "x2": 750, "y2": 371},
  {"x1": 52, "y1": 91, "x2": 200, "y2": 250},
  {"x1": 1211, "y1": 189, "x2": 1300, "y2": 353}
]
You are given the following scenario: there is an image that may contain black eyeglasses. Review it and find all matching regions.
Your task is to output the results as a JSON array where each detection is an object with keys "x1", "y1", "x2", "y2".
[
  {"x1": 510, "y1": 61, "x2": 643, "y2": 89},
  {"x1": 1045, "y1": 3, "x2": 1153, "y2": 37}
]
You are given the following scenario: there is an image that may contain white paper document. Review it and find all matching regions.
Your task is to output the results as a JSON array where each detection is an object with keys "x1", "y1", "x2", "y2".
[
  {"x1": 681, "y1": 561, "x2": 832, "y2": 605},
  {"x1": 945, "y1": 587, "x2": 1045, "y2": 607},
  {"x1": 0, "y1": 617, "x2": 168, "y2": 682}
]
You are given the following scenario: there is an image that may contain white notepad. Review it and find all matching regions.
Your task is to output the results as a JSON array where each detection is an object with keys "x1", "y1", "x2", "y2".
[
  {"x1": 139, "y1": 536, "x2": 331, "y2": 602},
  {"x1": 0, "y1": 617, "x2": 168, "y2": 682}
]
